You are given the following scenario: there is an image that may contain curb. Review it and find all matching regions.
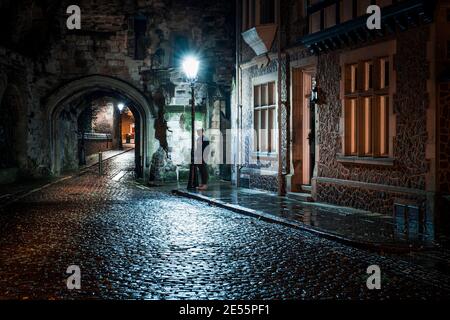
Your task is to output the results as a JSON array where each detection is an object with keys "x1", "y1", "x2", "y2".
[
  {"x1": 172, "y1": 189, "x2": 433, "y2": 254},
  {"x1": 0, "y1": 149, "x2": 134, "y2": 209},
  {"x1": 0, "y1": 176, "x2": 74, "y2": 209}
]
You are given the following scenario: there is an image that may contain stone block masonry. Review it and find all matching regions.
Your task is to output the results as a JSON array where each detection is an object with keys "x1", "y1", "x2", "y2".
[{"x1": 0, "y1": 0, "x2": 235, "y2": 181}]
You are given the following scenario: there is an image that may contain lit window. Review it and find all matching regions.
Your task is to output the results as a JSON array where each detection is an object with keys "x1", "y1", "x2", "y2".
[
  {"x1": 345, "y1": 64, "x2": 358, "y2": 94},
  {"x1": 344, "y1": 57, "x2": 391, "y2": 157},
  {"x1": 344, "y1": 98, "x2": 357, "y2": 155},
  {"x1": 364, "y1": 61, "x2": 373, "y2": 91},
  {"x1": 362, "y1": 97, "x2": 372, "y2": 155},
  {"x1": 378, "y1": 96, "x2": 389, "y2": 156},
  {"x1": 254, "y1": 82, "x2": 277, "y2": 153}
]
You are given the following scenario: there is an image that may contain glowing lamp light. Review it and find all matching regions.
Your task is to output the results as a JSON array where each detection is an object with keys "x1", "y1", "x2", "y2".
[
  {"x1": 311, "y1": 80, "x2": 319, "y2": 104},
  {"x1": 182, "y1": 56, "x2": 200, "y2": 81},
  {"x1": 118, "y1": 103, "x2": 125, "y2": 112}
]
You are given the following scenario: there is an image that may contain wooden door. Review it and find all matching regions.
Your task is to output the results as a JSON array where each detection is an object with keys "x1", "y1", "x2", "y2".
[{"x1": 291, "y1": 68, "x2": 313, "y2": 191}]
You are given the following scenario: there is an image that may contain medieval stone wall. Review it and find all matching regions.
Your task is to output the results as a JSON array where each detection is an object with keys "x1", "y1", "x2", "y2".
[
  {"x1": 0, "y1": 0, "x2": 235, "y2": 179},
  {"x1": 0, "y1": 47, "x2": 37, "y2": 177}
]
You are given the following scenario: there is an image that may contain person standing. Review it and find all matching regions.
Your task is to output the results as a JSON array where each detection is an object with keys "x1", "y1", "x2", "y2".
[{"x1": 195, "y1": 129, "x2": 209, "y2": 190}]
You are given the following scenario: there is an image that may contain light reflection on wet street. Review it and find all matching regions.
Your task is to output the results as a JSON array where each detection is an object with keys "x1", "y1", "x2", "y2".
[{"x1": 0, "y1": 151, "x2": 449, "y2": 300}]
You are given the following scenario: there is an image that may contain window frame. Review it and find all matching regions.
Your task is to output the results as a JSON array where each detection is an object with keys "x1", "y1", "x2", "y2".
[
  {"x1": 253, "y1": 80, "x2": 278, "y2": 156},
  {"x1": 242, "y1": 0, "x2": 277, "y2": 31},
  {"x1": 343, "y1": 56, "x2": 392, "y2": 159}
]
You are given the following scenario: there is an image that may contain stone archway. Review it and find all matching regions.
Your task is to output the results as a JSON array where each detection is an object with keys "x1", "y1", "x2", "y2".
[{"x1": 45, "y1": 75, "x2": 157, "y2": 179}]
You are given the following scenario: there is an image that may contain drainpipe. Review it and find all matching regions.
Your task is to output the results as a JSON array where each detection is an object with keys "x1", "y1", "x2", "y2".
[{"x1": 276, "y1": 0, "x2": 286, "y2": 196}]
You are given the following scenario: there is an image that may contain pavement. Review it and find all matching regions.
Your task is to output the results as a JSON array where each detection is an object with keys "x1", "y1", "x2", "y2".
[
  {"x1": 171, "y1": 183, "x2": 440, "y2": 252},
  {"x1": 0, "y1": 148, "x2": 133, "y2": 208},
  {"x1": 1, "y1": 151, "x2": 450, "y2": 299}
]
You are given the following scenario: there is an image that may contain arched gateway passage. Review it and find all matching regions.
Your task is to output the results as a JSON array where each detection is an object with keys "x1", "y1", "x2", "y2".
[{"x1": 45, "y1": 75, "x2": 156, "y2": 180}]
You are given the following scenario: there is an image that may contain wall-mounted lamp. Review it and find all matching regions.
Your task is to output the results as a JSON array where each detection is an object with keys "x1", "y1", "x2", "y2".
[{"x1": 311, "y1": 79, "x2": 319, "y2": 104}]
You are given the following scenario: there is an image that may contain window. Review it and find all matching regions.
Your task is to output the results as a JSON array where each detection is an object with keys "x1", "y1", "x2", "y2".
[
  {"x1": 344, "y1": 98, "x2": 357, "y2": 155},
  {"x1": 380, "y1": 58, "x2": 390, "y2": 88},
  {"x1": 134, "y1": 17, "x2": 147, "y2": 60},
  {"x1": 260, "y1": 0, "x2": 275, "y2": 24},
  {"x1": 364, "y1": 61, "x2": 373, "y2": 91},
  {"x1": 357, "y1": 0, "x2": 371, "y2": 17},
  {"x1": 242, "y1": 0, "x2": 254, "y2": 30},
  {"x1": 341, "y1": 0, "x2": 353, "y2": 22},
  {"x1": 172, "y1": 34, "x2": 189, "y2": 65},
  {"x1": 344, "y1": 64, "x2": 358, "y2": 93},
  {"x1": 344, "y1": 57, "x2": 391, "y2": 157},
  {"x1": 324, "y1": 4, "x2": 336, "y2": 28},
  {"x1": 242, "y1": 0, "x2": 275, "y2": 30},
  {"x1": 310, "y1": 11, "x2": 321, "y2": 33},
  {"x1": 254, "y1": 82, "x2": 277, "y2": 153}
]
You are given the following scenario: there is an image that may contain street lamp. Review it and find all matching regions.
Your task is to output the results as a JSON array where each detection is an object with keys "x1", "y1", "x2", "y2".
[
  {"x1": 182, "y1": 56, "x2": 200, "y2": 190},
  {"x1": 117, "y1": 103, "x2": 125, "y2": 150}
]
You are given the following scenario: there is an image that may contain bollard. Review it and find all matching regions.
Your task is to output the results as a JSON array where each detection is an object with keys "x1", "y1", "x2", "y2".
[{"x1": 98, "y1": 151, "x2": 103, "y2": 176}]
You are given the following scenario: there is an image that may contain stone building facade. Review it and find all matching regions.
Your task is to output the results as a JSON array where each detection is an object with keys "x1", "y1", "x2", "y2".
[
  {"x1": 0, "y1": 0, "x2": 234, "y2": 183},
  {"x1": 232, "y1": 0, "x2": 450, "y2": 218}
]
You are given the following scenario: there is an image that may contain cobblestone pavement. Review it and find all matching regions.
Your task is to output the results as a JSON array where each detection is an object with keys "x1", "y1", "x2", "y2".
[{"x1": 0, "y1": 151, "x2": 450, "y2": 300}]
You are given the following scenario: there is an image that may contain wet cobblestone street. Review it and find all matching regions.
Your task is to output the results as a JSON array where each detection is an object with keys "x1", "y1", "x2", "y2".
[{"x1": 1, "y1": 151, "x2": 450, "y2": 300}]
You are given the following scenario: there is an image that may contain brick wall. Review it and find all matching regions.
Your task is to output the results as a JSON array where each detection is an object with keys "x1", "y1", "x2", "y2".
[{"x1": 84, "y1": 139, "x2": 113, "y2": 157}]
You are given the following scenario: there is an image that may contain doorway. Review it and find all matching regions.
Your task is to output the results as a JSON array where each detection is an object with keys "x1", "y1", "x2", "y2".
[
  {"x1": 291, "y1": 67, "x2": 316, "y2": 192},
  {"x1": 76, "y1": 97, "x2": 140, "y2": 176}
]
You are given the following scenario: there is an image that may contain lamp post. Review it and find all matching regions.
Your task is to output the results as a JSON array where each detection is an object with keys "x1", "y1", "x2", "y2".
[
  {"x1": 182, "y1": 56, "x2": 200, "y2": 190},
  {"x1": 118, "y1": 103, "x2": 124, "y2": 150}
]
